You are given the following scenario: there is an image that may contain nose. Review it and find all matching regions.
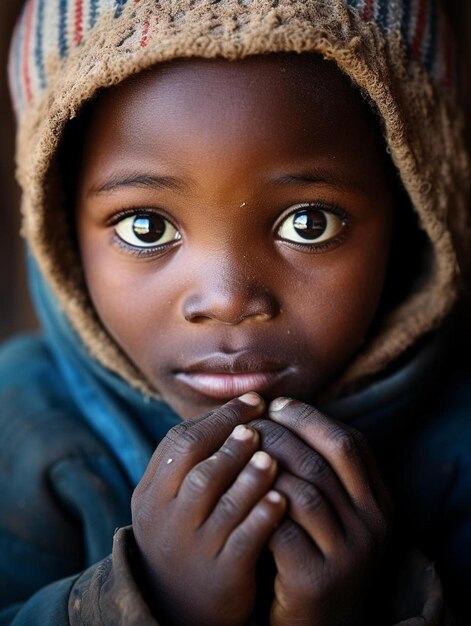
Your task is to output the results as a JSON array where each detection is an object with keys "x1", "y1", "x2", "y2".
[{"x1": 182, "y1": 256, "x2": 280, "y2": 325}]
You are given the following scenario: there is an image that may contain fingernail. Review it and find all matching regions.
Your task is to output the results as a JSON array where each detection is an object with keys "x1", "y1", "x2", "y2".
[
  {"x1": 232, "y1": 425, "x2": 254, "y2": 441},
  {"x1": 239, "y1": 392, "x2": 262, "y2": 406},
  {"x1": 250, "y1": 451, "x2": 272, "y2": 469},
  {"x1": 270, "y1": 397, "x2": 291, "y2": 412},
  {"x1": 266, "y1": 490, "x2": 284, "y2": 504}
]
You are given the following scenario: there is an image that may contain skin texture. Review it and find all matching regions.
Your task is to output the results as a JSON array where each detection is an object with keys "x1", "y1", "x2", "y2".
[
  {"x1": 130, "y1": 393, "x2": 392, "y2": 625},
  {"x1": 76, "y1": 54, "x2": 394, "y2": 420},
  {"x1": 75, "y1": 54, "x2": 394, "y2": 625}
]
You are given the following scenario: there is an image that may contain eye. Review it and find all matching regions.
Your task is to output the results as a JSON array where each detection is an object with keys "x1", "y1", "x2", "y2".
[
  {"x1": 277, "y1": 206, "x2": 346, "y2": 245},
  {"x1": 114, "y1": 212, "x2": 181, "y2": 248}
]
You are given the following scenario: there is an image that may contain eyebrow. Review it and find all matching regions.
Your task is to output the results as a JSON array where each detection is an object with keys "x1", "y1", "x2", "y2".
[
  {"x1": 89, "y1": 168, "x2": 367, "y2": 196},
  {"x1": 88, "y1": 173, "x2": 188, "y2": 196},
  {"x1": 270, "y1": 170, "x2": 366, "y2": 194}
]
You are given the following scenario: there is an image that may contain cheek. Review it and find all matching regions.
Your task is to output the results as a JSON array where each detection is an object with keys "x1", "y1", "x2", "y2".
[
  {"x1": 290, "y1": 233, "x2": 391, "y2": 369},
  {"x1": 90, "y1": 268, "x2": 174, "y2": 351},
  {"x1": 78, "y1": 227, "x2": 175, "y2": 359}
]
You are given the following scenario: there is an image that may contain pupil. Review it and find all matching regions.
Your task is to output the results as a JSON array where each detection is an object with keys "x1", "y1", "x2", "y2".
[
  {"x1": 293, "y1": 210, "x2": 327, "y2": 240},
  {"x1": 132, "y1": 215, "x2": 165, "y2": 243}
]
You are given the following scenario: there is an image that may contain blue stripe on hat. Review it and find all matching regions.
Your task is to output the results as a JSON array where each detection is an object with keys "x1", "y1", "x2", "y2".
[
  {"x1": 90, "y1": 0, "x2": 99, "y2": 28},
  {"x1": 34, "y1": 0, "x2": 46, "y2": 89},
  {"x1": 115, "y1": 0, "x2": 129, "y2": 19},
  {"x1": 377, "y1": 0, "x2": 389, "y2": 30},
  {"x1": 59, "y1": 0, "x2": 68, "y2": 58},
  {"x1": 346, "y1": 0, "x2": 362, "y2": 9},
  {"x1": 13, "y1": 13, "x2": 25, "y2": 111}
]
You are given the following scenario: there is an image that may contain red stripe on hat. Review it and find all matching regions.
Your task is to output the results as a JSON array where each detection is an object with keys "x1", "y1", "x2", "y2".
[
  {"x1": 22, "y1": 0, "x2": 36, "y2": 102},
  {"x1": 141, "y1": 15, "x2": 160, "y2": 48},
  {"x1": 412, "y1": 0, "x2": 428, "y2": 60},
  {"x1": 75, "y1": 0, "x2": 84, "y2": 47},
  {"x1": 140, "y1": 20, "x2": 150, "y2": 47},
  {"x1": 363, "y1": 0, "x2": 374, "y2": 21}
]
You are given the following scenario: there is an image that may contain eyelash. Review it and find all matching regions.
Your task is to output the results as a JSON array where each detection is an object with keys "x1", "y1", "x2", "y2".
[
  {"x1": 107, "y1": 202, "x2": 350, "y2": 257},
  {"x1": 275, "y1": 202, "x2": 349, "y2": 253},
  {"x1": 108, "y1": 207, "x2": 179, "y2": 257},
  {"x1": 112, "y1": 235, "x2": 175, "y2": 257}
]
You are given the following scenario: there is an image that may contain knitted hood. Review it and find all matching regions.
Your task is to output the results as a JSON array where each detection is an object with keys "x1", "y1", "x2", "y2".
[{"x1": 8, "y1": 0, "x2": 470, "y2": 399}]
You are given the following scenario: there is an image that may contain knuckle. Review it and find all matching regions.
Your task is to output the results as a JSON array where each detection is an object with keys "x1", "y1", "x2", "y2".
[
  {"x1": 294, "y1": 483, "x2": 324, "y2": 513},
  {"x1": 327, "y1": 427, "x2": 359, "y2": 458},
  {"x1": 165, "y1": 421, "x2": 192, "y2": 442},
  {"x1": 212, "y1": 403, "x2": 241, "y2": 426},
  {"x1": 275, "y1": 521, "x2": 302, "y2": 547},
  {"x1": 298, "y1": 450, "x2": 330, "y2": 481},
  {"x1": 228, "y1": 527, "x2": 252, "y2": 559},
  {"x1": 248, "y1": 417, "x2": 266, "y2": 429},
  {"x1": 301, "y1": 565, "x2": 325, "y2": 594},
  {"x1": 217, "y1": 493, "x2": 240, "y2": 520},
  {"x1": 259, "y1": 422, "x2": 291, "y2": 449},
  {"x1": 166, "y1": 423, "x2": 206, "y2": 455},
  {"x1": 183, "y1": 464, "x2": 213, "y2": 495},
  {"x1": 292, "y1": 403, "x2": 324, "y2": 429},
  {"x1": 217, "y1": 443, "x2": 239, "y2": 463}
]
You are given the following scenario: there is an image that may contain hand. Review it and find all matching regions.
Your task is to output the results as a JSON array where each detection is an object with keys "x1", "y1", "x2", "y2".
[
  {"x1": 251, "y1": 399, "x2": 393, "y2": 626},
  {"x1": 131, "y1": 393, "x2": 287, "y2": 626}
]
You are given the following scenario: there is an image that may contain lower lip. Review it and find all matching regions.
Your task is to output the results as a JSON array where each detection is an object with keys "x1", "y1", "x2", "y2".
[{"x1": 176, "y1": 371, "x2": 285, "y2": 400}]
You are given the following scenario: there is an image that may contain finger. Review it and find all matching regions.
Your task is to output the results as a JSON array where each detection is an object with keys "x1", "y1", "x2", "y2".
[
  {"x1": 220, "y1": 490, "x2": 287, "y2": 569},
  {"x1": 269, "y1": 519, "x2": 322, "y2": 581},
  {"x1": 268, "y1": 398, "x2": 387, "y2": 519},
  {"x1": 269, "y1": 520, "x2": 323, "y2": 626},
  {"x1": 137, "y1": 393, "x2": 265, "y2": 500},
  {"x1": 249, "y1": 418, "x2": 354, "y2": 526},
  {"x1": 176, "y1": 424, "x2": 262, "y2": 526},
  {"x1": 275, "y1": 472, "x2": 345, "y2": 555},
  {"x1": 202, "y1": 450, "x2": 278, "y2": 546}
]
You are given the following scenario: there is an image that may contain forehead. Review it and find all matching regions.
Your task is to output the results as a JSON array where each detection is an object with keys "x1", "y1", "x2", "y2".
[{"x1": 79, "y1": 53, "x2": 389, "y2": 193}]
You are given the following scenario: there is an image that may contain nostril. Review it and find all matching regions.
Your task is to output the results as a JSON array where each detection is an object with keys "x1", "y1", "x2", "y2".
[
  {"x1": 184, "y1": 311, "x2": 211, "y2": 323},
  {"x1": 182, "y1": 291, "x2": 280, "y2": 325},
  {"x1": 184, "y1": 310, "x2": 273, "y2": 324}
]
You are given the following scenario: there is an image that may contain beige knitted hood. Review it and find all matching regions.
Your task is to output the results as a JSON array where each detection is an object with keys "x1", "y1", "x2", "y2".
[{"x1": 8, "y1": 0, "x2": 470, "y2": 399}]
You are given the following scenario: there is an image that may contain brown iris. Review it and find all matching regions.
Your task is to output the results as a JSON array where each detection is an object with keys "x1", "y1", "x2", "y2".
[
  {"x1": 292, "y1": 210, "x2": 327, "y2": 240},
  {"x1": 132, "y1": 214, "x2": 166, "y2": 243}
]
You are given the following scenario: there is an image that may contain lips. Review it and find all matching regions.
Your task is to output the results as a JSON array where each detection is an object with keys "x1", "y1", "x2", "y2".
[{"x1": 174, "y1": 353, "x2": 289, "y2": 400}]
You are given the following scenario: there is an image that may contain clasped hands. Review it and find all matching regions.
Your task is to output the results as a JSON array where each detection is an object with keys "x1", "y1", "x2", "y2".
[{"x1": 132, "y1": 393, "x2": 392, "y2": 626}]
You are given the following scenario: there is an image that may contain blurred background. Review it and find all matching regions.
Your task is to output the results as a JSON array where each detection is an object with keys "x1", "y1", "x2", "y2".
[
  {"x1": 0, "y1": 0, "x2": 470, "y2": 342},
  {"x1": 0, "y1": 1, "x2": 34, "y2": 339}
]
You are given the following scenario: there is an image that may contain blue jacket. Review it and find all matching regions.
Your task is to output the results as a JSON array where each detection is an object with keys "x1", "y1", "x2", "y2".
[{"x1": 0, "y1": 264, "x2": 469, "y2": 624}]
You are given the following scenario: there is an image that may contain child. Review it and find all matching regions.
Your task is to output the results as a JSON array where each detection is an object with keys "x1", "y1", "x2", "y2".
[{"x1": 2, "y1": 0, "x2": 470, "y2": 624}]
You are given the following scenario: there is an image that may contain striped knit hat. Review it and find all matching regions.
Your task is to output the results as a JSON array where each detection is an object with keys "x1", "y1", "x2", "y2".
[
  {"x1": 8, "y1": 0, "x2": 459, "y2": 114},
  {"x1": 8, "y1": 0, "x2": 470, "y2": 398}
]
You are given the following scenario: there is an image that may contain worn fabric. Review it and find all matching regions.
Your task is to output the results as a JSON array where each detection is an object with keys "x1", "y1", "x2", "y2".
[
  {"x1": 7, "y1": 0, "x2": 471, "y2": 398},
  {"x1": 0, "y1": 257, "x2": 469, "y2": 623},
  {"x1": 0, "y1": 283, "x2": 469, "y2": 624},
  {"x1": 3, "y1": 0, "x2": 471, "y2": 624}
]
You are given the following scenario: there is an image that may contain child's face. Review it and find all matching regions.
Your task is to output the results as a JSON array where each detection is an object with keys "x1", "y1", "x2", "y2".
[{"x1": 76, "y1": 54, "x2": 394, "y2": 419}]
